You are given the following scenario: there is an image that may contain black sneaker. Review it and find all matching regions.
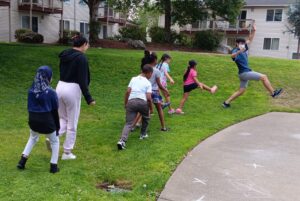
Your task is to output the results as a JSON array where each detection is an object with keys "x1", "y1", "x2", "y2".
[
  {"x1": 162, "y1": 102, "x2": 171, "y2": 109},
  {"x1": 222, "y1": 102, "x2": 231, "y2": 108},
  {"x1": 50, "y1": 163, "x2": 59, "y2": 174},
  {"x1": 117, "y1": 140, "x2": 126, "y2": 150},
  {"x1": 17, "y1": 155, "x2": 28, "y2": 170},
  {"x1": 272, "y1": 88, "x2": 283, "y2": 98}
]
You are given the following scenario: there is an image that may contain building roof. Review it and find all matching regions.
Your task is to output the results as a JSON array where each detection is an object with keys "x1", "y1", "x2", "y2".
[{"x1": 245, "y1": 0, "x2": 294, "y2": 7}]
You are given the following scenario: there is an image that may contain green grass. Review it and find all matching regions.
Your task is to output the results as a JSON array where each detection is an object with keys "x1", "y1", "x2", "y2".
[{"x1": 0, "y1": 43, "x2": 299, "y2": 201}]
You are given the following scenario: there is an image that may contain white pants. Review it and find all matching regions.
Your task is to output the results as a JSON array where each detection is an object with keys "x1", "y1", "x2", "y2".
[
  {"x1": 56, "y1": 81, "x2": 81, "y2": 153},
  {"x1": 23, "y1": 130, "x2": 59, "y2": 164}
]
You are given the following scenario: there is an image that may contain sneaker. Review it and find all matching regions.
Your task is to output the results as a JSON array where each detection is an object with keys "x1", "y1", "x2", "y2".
[
  {"x1": 117, "y1": 140, "x2": 126, "y2": 150},
  {"x1": 45, "y1": 138, "x2": 52, "y2": 152},
  {"x1": 211, "y1": 85, "x2": 218, "y2": 94},
  {"x1": 139, "y1": 134, "x2": 149, "y2": 140},
  {"x1": 175, "y1": 108, "x2": 184, "y2": 114},
  {"x1": 272, "y1": 88, "x2": 283, "y2": 98},
  {"x1": 168, "y1": 109, "x2": 175, "y2": 114},
  {"x1": 162, "y1": 102, "x2": 171, "y2": 109},
  {"x1": 222, "y1": 102, "x2": 231, "y2": 108},
  {"x1": 161, "y1": 127, "x2": 170, "y2": 132},
  {"x1": 17, "y1": 155, "x2": 28, "y2": 170},
  {"x1": 61, "y1": 152, "x2": 76, "y2": 160},
  {"x1": 50, "y1": 163, "x2": 59, "y2": 174}
]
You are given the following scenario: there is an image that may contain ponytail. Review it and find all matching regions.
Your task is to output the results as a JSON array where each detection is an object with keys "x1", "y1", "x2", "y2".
[
  {"x1": 183, "y1": 60, "x2": 197, "y2": 81},
  {"x1": 157, "y1": 53, "x2": 171, "y2": 70},
  {"x1": 183, "y1": 66, "x2": 192, "y2": 81}
]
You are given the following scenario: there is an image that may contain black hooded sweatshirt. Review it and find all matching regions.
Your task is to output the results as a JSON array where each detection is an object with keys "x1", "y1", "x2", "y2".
[{"x1": 59, "y1": 49, "x2": 94, "y2": 104}]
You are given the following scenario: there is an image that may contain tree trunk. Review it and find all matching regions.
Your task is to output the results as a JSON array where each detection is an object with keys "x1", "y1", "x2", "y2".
[
  {"x1": 164, "y1": 0, "x2": 171, "y2": 43},
  {"x1": 88, "y1": 1, "x2": 101, "y2": 44}
]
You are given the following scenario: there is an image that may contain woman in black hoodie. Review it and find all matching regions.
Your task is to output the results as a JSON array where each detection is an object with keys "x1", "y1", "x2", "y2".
[{"x1": 56, "y1": 35, "x2": 95, "y2": 160}]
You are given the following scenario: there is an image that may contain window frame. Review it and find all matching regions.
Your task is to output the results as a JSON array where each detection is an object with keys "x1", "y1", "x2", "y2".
[
  {"x1": 59, "y1": 20, "x2": 70, "y2": 31},
  {"x1": 263, "y1": 38, "x2": 280, "y2": 50},
  {"x1": 266, "y1": 9, "x2": 283, "y2": 22},
  {"x1": 80, "y1": 21, "x2": 89, "y2": 35},
  {"x1": 21, "y1": 15, "x2": 38, "y2": 32}
]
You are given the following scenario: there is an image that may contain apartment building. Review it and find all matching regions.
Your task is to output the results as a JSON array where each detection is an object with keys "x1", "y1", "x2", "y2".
[
  {"x1": 0, "y1": 0, "x2": 127, "y2": 43},
  {"x1": 158, "y1": 0, "x2": 299, "y2": 59}
]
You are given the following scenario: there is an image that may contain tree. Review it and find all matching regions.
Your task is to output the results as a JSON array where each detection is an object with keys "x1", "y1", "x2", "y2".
[
  {"x1": 82, "y1": 0, "x2": 105, "y2": 43},
  {"x1": 108, "y1": 0, "x2": 147, "y2": 24},
  {"x1": 287, "y1": 0, "x2": 300, "y2": 59},
  {"x1": 152, "y1": 0, "x2": 245, "y2": 43}
]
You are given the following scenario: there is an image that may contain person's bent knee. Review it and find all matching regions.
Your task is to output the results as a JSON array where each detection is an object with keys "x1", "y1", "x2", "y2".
[
  {"x1": 260, "y1": 74, "x2": 268, "y2": 81},
  {"x1": 239, "y1": 88, "x2": 246, "y2": 94}
]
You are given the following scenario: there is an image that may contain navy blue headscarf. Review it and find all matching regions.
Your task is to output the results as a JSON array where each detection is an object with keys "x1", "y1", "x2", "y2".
[{"x1": 28, "y1": 66, "x2": 58, "y2": 113}]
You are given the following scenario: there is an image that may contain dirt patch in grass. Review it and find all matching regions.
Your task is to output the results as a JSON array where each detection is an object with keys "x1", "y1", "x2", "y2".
[
  {"x1": 271, "y1": 88, "x2": 300, "y2": 109},
  {"x1": 96, "y1": 180, "x2": 133, "y2": 193}
]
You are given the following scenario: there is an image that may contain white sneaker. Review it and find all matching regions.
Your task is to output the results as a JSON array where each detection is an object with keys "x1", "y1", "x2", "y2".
[
  {"x1": 139, "y1": 134, "x2": 149, "y2": 140},
  {"x1": 61, "y1": 153, "x2": 76, "y2": 160}
]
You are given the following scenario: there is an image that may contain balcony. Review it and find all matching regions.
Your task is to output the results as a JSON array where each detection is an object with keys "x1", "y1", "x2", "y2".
[
  {"x1": 181, "y1": 19, "x2": 255, "y2": 35},
  {"x1": 97, "y1": 6, "x2": 126, "y2": 26},
  {"x1": 0, "y1": 0, "x2": 10, "y2": 6},
  {"x1": 18, "y1": 0, "x2": 62, "y2": 14}
]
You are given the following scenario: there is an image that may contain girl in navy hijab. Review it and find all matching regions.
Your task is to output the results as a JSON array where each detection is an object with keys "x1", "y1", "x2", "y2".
[{"x1": 17, "y1": 66, "x2": 60, "y2": 173}]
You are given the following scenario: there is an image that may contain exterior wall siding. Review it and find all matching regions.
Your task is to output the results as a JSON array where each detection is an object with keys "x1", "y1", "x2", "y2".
[{"x1": 0, "y1": 0, "x2": 123, "y2": 43}]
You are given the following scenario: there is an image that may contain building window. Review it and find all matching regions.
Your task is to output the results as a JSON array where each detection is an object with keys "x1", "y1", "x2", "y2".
[
  {"x1": 63, "y1": 0, "x2": 71, "y2": 4},
  {"x1": 80, "y1": 22, "x2": 89, "y2": 36},
  {"x1": 21, "y1": 0, "x2": 38, "y2": 3},
  {"x1": 79, "y1": 0, "x2": 86, "y2": 6},
  {"x1": 266, "y1": 9, "x2": 283, "y2": 21},
  {"x1": 21, "y1": 16, "x2": 38, "y2": 32},
  {"x1": 292, "y1": 53, "x2": 300, "y2": 59},
  {"x1": 263, "y1": 38, "x2": 280, "y2": 50},
  {"x1": 59, "y1": 20, "x2": 70, "y2": 31}
]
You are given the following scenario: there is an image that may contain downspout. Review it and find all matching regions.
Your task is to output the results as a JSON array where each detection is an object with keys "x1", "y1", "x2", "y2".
[
  {"x1": 74, "y1": 0, "x2": 76, "y2": 30},
  {"x1": 8, "y1": 0, "x2": 11, "y2": 42},
  {"x1": 30, "y1": 0, "x2": 33, "y2": 31},
  {"x1": 60, "y1": 0, "x2": 63, "y2": 39}
]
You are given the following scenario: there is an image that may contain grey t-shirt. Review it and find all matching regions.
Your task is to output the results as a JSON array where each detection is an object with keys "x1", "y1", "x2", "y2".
[{"x1": 149, "y1": 68, "x2": 161, "y2": 90}]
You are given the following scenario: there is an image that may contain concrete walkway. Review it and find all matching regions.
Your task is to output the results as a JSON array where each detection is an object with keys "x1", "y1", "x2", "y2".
[{"x1": 158, "y1": 112, "x2": 300, "y2": 201}]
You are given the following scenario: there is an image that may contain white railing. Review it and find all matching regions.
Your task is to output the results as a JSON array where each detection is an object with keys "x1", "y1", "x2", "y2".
[
  {"x1": 19, "y1": 0, "x2": 62, "y2": 9},
  {"x1": 181, "y1": 19, "x2": 255, "y2": 32}
]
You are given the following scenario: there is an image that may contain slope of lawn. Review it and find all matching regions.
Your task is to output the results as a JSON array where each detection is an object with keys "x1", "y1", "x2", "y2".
[{"x1": 0, "y1": 43, "x2": 299, "y2": 201}]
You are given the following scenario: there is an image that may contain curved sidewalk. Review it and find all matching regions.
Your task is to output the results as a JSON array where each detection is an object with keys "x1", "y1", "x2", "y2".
[{"x1": 158, "y1": 112, "x2": 300, "y2": 201}]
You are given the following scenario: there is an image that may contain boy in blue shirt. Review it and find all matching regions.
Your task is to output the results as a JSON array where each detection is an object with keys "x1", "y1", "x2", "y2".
[{"x1": 223, "y1": 24, "x2": 283, "y2": 108}]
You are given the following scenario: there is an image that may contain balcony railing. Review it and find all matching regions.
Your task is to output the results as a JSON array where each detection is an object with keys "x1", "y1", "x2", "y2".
[
  {"x1": 18, "y1": 0, "x2": 62, "y2": 14},
  {"x1": 97, "y1": 6, "x2": 127, "y2": 25},
  {"x1": 181, "y1": 19, "x2": 255, "y2": 34},
  {"x1": 0, "y1": 0, "x2": 10, "y2": 6}
]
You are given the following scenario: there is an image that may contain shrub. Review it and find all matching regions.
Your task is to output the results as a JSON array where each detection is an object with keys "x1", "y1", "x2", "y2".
[
  {"x1": 15, "y1": 29, "x2": 44, "y2": 43},
  {"x1": 148, "y1": 26, "x2": 179, "y2": 44},
  {"x1": 15, "y1": 29, "x2": 32, "y2": 41},
  {"x1": 119, "y1": 26, "x2": 146, "y2": 41},
  {"x1": 58, "y1": 30, "x2": 80, "y2": 44},
  {"x1": 193, "y1": 30, "x2": 223, "y2": 51},
  {"x1": 174, "y1": 33, "x2": 193, "y2": 47}
]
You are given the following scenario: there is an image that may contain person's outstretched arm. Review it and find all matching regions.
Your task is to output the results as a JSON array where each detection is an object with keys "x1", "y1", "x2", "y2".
[{"x1": 246, "y1": 22, "x2": 256, "y2": 44}]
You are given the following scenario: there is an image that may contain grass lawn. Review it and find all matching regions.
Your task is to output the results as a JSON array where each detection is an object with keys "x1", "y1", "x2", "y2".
[{"x1": 0, "y1": 43, "x2": 299, "y2": 201}]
